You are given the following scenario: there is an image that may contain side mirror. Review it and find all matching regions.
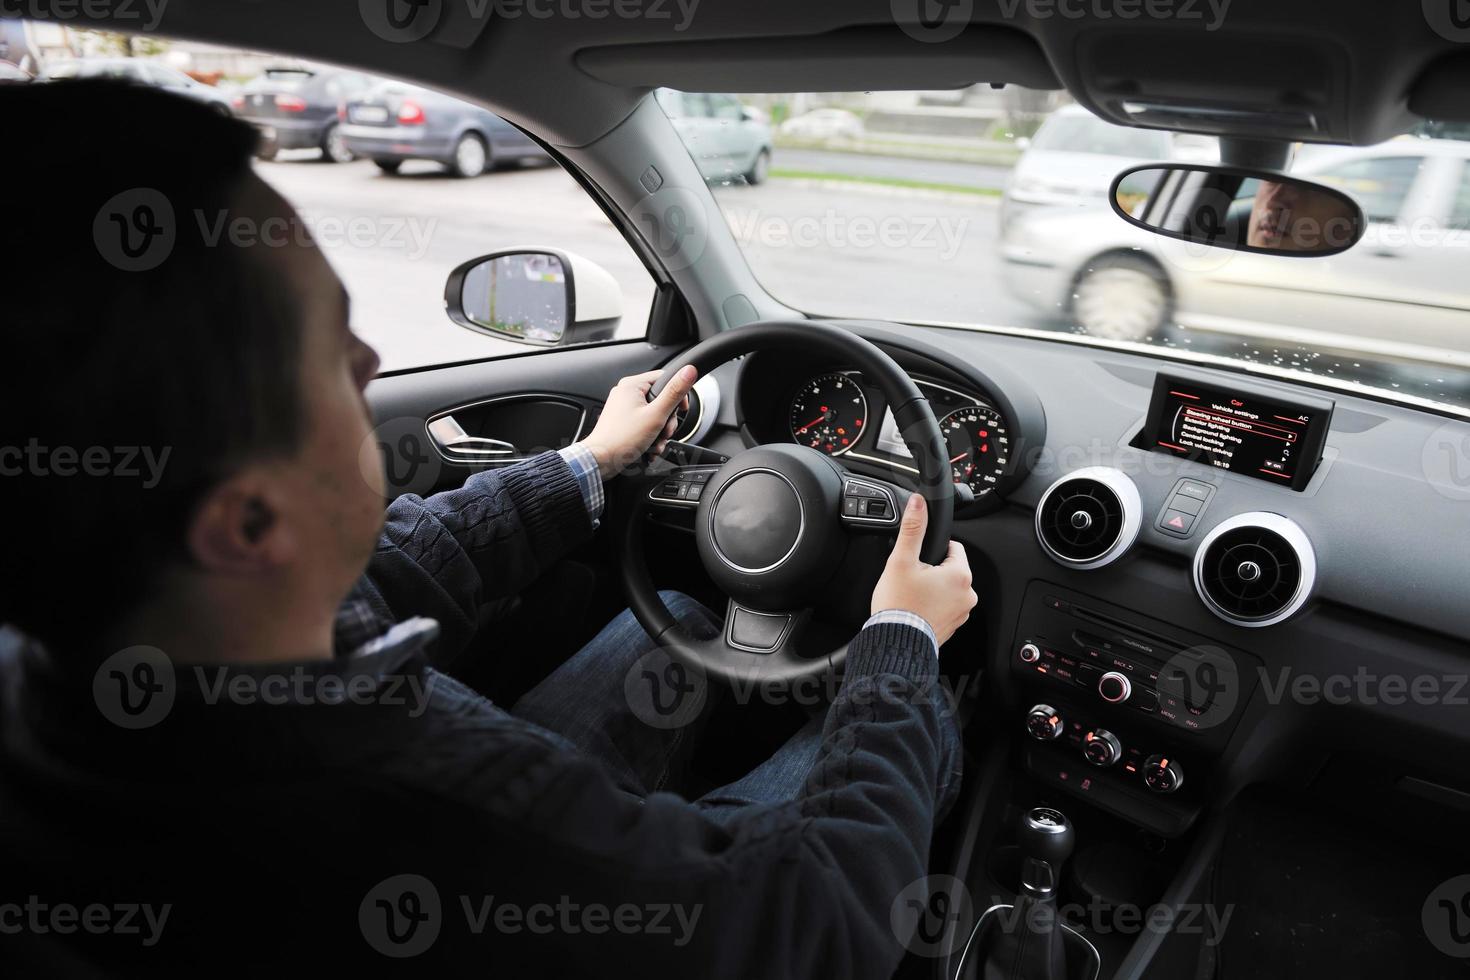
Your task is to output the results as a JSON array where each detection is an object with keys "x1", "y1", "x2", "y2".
[
  {"x1": 741, "y1": 105, "x2": 761, "y2": 123},
  {"x1": 443, "y1": 248, "x2": 623, "y2": 347},
  {"x1": 1109, "y1": 164, "x2": 1365, "y2": 257}
]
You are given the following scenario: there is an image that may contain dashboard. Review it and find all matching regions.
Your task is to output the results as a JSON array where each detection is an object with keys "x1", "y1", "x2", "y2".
[
  {"x1": 734, "y1": 347, "x2": 1043, "y2": 511},
  {"x1": 702, "y1": 320, "x2": 1470, "y2": 838}
]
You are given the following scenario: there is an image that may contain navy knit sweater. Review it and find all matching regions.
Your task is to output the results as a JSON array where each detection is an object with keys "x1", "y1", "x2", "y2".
[{"x1": 0, "y1": 452, "x2": 950, "y2": 977}]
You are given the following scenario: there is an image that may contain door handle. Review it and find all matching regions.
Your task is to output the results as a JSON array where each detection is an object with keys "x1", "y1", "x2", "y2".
[{"x1": 427, "y1": 415, "x2": 518, "y2": 458}]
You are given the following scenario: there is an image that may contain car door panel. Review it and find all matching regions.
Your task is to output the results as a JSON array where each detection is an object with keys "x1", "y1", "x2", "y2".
[{"x1": 365, "y1": 339, "x2": 680, "y2": 502}]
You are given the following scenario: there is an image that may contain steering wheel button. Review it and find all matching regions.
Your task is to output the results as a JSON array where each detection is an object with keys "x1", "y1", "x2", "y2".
[{"x1": 843, "y1": 497, "x2": 859, "y2": 516}]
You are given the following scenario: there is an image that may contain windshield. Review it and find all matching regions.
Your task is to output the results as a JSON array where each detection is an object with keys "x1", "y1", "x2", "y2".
[{"x1": 669, "y1": 89, "x2": 1470, "y2": 413}]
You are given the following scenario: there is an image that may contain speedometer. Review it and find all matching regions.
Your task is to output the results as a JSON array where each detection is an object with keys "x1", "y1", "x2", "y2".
[
  {"x1": 940, "y1": 404, "x2": 1010, "y2": 496},
  {"x1": 789, "y1": 373, "x2": 867, "y2": 456}
]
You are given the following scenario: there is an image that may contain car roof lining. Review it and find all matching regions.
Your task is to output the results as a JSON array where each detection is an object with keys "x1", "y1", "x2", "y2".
[{"x1": 31, "y1": 1, "x2": 1470, "y2": 148}]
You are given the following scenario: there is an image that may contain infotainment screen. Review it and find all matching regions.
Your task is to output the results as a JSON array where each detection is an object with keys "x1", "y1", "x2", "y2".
[{"x1": 1142, "y1": 376, "x2": 1332, "y2": 491}]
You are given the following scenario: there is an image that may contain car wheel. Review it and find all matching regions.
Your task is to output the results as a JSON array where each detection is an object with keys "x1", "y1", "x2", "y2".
[
  {"x1": 374, "y1": 158, "x2": 403, "y2": 175},
  {"x1": 321, "y1": 124, "x2": 356, "y2": 164},
  {"x1": 448, "y1": 133, "x2": 488, "y2": 178},
  {"x1": 1071, "y1": 254, "x2": 1172, "y2": 342},
  {"x1": 254, "y1": 140, "x2": 279, "y2": 162},
  {"x1": 744, "y1": 149, "x2": 770, "y2": 186}
]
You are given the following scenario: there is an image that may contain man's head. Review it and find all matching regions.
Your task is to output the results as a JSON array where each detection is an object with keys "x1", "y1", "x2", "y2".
[
  {"x1": 1247, "y1": 179, "x2": 1358, "y2": 253},
  {"x1": 0, "y1": 81, "x2": 384, "y2": 665}
]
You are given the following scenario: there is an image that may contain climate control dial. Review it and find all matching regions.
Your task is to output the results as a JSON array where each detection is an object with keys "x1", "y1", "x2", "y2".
[
  {"x1": 1025, "y1": 704, "x2": 1064, "y2": 741},
  {"x1": 1142, "y1": 755, "x2": 1184, "y2": 794},
  {"x1": 1082, "y1": 728, "x2": 1122, "y2": 767}
]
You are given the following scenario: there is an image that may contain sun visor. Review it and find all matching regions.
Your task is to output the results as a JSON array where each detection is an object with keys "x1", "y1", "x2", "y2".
[{"x1": 575, "y1": 25, "x2": 1060, "y2": 93}]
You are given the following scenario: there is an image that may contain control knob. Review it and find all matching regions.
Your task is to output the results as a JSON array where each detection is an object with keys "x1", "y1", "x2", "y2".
[
  {"x1": 1082, "y1": 728, "x2": 1122, "y2": 767},
  {"x1": 1142, "y1": 754, "x2": 1184, "y2": 794},
  {"x1": 1098, "y1": 671, "x2": 1132, "y2": 704},
  {"x1": 1025, "y1": 704, "x2": 1064, "y2": 741}
]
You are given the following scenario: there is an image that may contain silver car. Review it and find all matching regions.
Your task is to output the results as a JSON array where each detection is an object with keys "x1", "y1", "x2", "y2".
[
  {"x1": 1001, "y1": 138, "x2": 1470, "y2": 352},
  {"x1": 655, "y1": 89, "x2": 773, "y2": 185}
]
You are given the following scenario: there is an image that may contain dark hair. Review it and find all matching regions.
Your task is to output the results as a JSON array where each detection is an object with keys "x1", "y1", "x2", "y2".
[{"x1": 0, "y1": 80, "x2": 307, "y2": 656}]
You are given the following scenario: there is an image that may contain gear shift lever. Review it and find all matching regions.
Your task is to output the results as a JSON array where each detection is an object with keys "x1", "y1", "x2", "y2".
[{"x1": 977, "y1": 807, "x2": 1075, "y2": 980}]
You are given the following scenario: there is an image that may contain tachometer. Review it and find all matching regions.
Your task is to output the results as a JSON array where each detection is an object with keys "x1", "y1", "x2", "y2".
[
  {"x1": 789, "y1": 373, "x2": 867, "y2": 456},
  {"x1": 940, "y1": 404, "x2": 1010, "y2": 496}
]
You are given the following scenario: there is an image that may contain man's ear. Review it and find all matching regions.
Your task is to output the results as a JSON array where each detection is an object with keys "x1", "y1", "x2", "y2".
[{"x1": 186, "y1": 473, "x2": 298, "y2": 573}]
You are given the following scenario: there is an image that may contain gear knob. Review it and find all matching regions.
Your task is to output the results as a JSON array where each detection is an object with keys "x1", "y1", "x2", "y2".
[{"x1": 1018, "y1": 807, "x2": 1075, "y2": 870}]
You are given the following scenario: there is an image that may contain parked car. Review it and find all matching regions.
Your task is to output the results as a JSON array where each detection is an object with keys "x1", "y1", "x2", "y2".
[
  {"x1": 37, "y1": 58, "x2": 231, "y2": 112},
  {"x1": 1001, "y1": 103, "x2": 1218, "y2": 233},
  {"x1": 232, "y1": 66, "x2": 376, "y2": 163},
  {"x1": 655, "y1": 89, "x2": 773, "y2": 184},
  {"x1": 778, "y1": 107, "x2": 864, "y2": 141},
  {"x1": 339, "y1": 81, "x2": 550, "y2": 178},
  {"x1": 1000, "y1": 139, "x2": 1470, "y2": 347}
]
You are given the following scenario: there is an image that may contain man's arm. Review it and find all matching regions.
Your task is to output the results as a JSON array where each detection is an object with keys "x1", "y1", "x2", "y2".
[
  {"x1": 342, "y1": 368, "x2": 698, "y2": 655},
  {"x1": 374, "y1": 494, "x2": 976, "y2": 977}
]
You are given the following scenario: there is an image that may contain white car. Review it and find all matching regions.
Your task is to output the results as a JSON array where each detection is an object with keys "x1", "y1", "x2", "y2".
[
  {"x1": 1000, "y1": 138, "x2": 1470, "y2": 350},
  {"x1": 1001, "y1": 103, "x2": 1218, "y2": 233},
  {"x1": 778, "y1": 107, "x2": 864, "y2": 141}
]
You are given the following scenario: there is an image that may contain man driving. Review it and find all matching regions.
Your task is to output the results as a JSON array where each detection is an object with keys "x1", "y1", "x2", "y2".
[{"x1": 0, "y1": 83, "x2": 975, "y2": 976}]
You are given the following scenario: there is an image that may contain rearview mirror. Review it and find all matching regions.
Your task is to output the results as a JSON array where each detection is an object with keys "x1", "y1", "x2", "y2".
[
  {"x1": 444, "y1": 248, "x2": 623, "y2": 347},
  {"x1": 1109, "y1": 164, "x2": 1365, "y2": 257}
]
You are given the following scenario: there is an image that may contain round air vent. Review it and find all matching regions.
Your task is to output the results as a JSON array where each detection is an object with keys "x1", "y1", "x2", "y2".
[
  {"x1": 1193, "y1": 512, "x2": 1316, "y2": 627},
  {"x1": 1034, "y1": 467, "x2": 1142, "y2": 569}
]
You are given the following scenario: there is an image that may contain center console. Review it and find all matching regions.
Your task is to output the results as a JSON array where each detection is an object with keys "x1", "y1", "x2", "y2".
[{"x1": 1008, "y1": 582, "x2": 1261, "y2": 837}]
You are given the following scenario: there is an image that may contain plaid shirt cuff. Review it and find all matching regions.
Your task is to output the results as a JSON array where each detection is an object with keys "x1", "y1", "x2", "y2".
[
  {"x1": 558, "y1": 443, "x2": 605, "y2": 525},
  {"x1": 863, "y1": 609, "x2": 940, "y2": 658}
]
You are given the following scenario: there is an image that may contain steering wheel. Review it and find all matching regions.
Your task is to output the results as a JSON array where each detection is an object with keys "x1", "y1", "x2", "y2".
[{"x1": 617, "y1": 321, "x2": 954, "y2": 686}]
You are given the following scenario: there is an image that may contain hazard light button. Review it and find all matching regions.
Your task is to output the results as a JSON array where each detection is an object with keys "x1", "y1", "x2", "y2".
[{"x1": 1159, "y1": 509, "x2": 1197, "y2": 534}]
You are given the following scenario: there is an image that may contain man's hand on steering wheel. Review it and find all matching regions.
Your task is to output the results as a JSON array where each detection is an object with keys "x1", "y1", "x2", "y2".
[
  {"x1": 579, "y1": 365, "x2": 700, "y2": 479},
  {"x1": 871, "y1": 494, "x2": 978, "y2": 649}
]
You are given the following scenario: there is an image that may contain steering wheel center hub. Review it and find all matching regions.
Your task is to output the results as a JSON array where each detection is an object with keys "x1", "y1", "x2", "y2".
[
  {"x1": 695, "y1": 444, "x2": 845, "y2": 610},
  {"x1": 709, "y1": 470, "x2": 804, "y2": 573}
]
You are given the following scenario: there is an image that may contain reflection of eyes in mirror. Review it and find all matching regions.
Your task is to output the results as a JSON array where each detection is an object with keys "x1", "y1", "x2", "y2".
[
  {"x1": 1110, "y1": 165, "x2": 1365, "y2": 257},
  {"x1": 461, "y1": 253, "x2": 568, "y2": 343}
]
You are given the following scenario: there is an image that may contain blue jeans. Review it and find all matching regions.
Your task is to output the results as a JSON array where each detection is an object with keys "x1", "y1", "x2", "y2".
[{"x1": 512, "y1": 592, "x2": 962, "y2": 823}]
